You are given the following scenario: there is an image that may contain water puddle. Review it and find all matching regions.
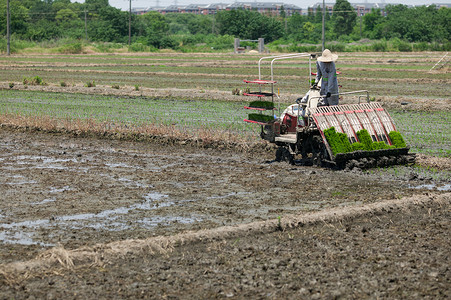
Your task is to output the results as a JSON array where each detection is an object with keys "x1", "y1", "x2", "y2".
[
  {"x1": 118, "y1": 177, "x2": 153, "y2": 189},
  {"x1": 31, "y1": 198, "x2": 56, "y2": 205},
  {"x1": 0, "y1": 191, "x2": 201, "y2": 246},
  {"x1": 208, "y1": 191, "x2": 250, "y2": 199},
  {"x1": 3, "y1": 180, "x2": 38, "y2": 185},
  {"x1": 409, "y1": 183, "x2": 451, "y2": 191},
  {"x1": 10, "y1": 155, "x2": 78, "y2": 170},
  {"x1": 104, "y1": 162, "x2": 137, "y2": 169},
  {"x1": 49, "y1": 186, "x2": 72, "y2": 193}
]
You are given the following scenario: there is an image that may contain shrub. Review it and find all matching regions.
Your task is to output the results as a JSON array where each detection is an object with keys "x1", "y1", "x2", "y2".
[
  {"x1": 112, "y1": 84, "x2": 120, "y2": 89},
  {"x1": 85, "y1": 80, "x2": 96, "y2": 87},
  {"x1": 23, "y1": 76, "x2": 45, "y2": 86},
  {"x1": 328, "y1": 43, "x2": 346, "y2": 52},
  {"x1": 413, "y1": 42, "x2": 429, "y2": 51},
  {"x1": 58, "y1": 42, "x2": 83, "y2": 54},
  {"x1": 9, "y1": 82, "x2": 14, "y2": 89},
  {"x1": 389, "y1": 131, "x2": 407, "y2": 148},
  {"x1": 60, "y1": 81, "x2": 67, "y2": 87},
  {"x1": 391, "y1": 38, "x2": 412, "y2": 52},
  {"x1": 129, "y1": 42, "x2": 149, "y2": 52},
  {"x1": 371, "y1": 40, "x2": 388, "y2": 52}
]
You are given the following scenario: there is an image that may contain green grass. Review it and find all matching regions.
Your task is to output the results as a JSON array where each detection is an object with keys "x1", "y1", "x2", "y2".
[
  {"x1": 0, "y1": 53, "x2": 449, "y2": 157},
  {"x1": 0, "y1": 89, "x2": 259, "y2": 140},
  {"x1": 0, "y1": 52, "x2": 449, "y2": 100},
  {"x1": 0, "y1": 90, "x2": 449, "y2": 157},
  {"x1": 389, "y1": 109, "x2": 451, "y2": 157}
]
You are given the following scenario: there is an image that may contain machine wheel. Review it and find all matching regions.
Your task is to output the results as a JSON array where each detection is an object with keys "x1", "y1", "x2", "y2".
[
  {"x1": 309, "y1": 135, "x2": 329, "y2": 167},
  {"x1": 275, "y1": 147, "x2": 294, "y2": 165}
]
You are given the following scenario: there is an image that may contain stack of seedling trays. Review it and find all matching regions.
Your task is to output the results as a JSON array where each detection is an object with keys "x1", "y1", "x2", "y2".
[
  {"x1": 243, "y1": 79, "x2": 277, "y2": 125},
  {"x1": 244, "y1": 100, "x2": 276, "y2": 125}
]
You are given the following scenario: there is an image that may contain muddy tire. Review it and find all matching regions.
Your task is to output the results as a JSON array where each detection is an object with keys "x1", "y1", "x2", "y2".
[{"x1": 275, "y1": 147, "x2": 294, "y2": 165}]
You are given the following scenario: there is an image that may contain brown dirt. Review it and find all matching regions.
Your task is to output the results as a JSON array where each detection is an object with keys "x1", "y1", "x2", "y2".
[{"x1": 0, "y1": 126, "x2": 450, "y2": 298}]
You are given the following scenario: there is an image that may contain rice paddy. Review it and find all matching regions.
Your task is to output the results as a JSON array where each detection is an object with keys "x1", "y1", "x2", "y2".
[
  {"x1": 0, "y1": 51, "x2": 449, "y2": 157},
  {"x1": 0, "y1": 88, "x2": 449, "y2": 158}
]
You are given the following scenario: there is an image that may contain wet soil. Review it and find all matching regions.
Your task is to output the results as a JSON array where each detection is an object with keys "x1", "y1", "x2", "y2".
[{"x1": 0, "y1": 127, "x2": 450, "y2": 298}]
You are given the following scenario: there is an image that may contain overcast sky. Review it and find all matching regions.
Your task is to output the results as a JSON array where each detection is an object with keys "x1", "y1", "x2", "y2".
[{"x1": 72, "y1": 1, "x2": 449, "y2": 11}]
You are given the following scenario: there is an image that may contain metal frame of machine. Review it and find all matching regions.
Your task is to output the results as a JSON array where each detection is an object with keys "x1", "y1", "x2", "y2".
[{"x1": 244, "y1": 53, "x2": 415, "y2": 169}]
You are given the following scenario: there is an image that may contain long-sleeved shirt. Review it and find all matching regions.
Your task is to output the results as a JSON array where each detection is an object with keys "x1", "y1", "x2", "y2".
[{"x1": 315, "y1": 61, "x2": 339, "y2": 105}]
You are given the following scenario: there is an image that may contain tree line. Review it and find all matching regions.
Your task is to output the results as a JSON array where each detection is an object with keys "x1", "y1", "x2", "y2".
[{"x1": 0, "y1": 0, "x2": 450, "y2": 52}]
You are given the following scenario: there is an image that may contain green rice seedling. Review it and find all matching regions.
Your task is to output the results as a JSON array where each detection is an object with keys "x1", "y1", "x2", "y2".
[
  {"x1": 389, "y1": 131, "x2": 407, "y2": 148},
  {"x1": 324, "y1": 127, "x2": 348, "y2": 155},
  {"x1": 356, "y1": 129, "x2": 374, "y2": 150},
  {"x1": 372, "y1": 141, "x2": 390, "y2": 150},
  {"x1": 247, "y1": 113, "x2": 274, "y2": 123},
  {"x1": 134, "y1": 84, "x2": 139, "y2": 91},
  {"x1": 338, "y1": 132, "x2": 352, "y2": 153},
  {"x1": 248, "y1": 100, "x2": 274, "y2": 109},
  {"x1": 351, "y1": 142, "x2": 365, "y2": 151}
]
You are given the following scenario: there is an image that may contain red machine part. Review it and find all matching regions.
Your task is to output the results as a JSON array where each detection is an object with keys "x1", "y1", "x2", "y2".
[{"x1": 310, "y1": 102, "x2": 397, "y2": 147}]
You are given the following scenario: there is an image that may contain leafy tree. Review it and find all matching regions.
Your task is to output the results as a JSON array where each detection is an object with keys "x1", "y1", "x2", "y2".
[
  {"x1": 332, "y1": 0, "x2": 356, "y2": 37},
  {"x1": 363, "y1": 8, "x2": 384, "y2": 33},
  {"x1": 286, "y1": 12, "x2": 305, "y2": 36},
  {"x1": 137, "y1": 11, "x2": 169, "y2": 48},
  {"x1": 87, "y1": 5, "x2": 130, "y2": 43},
  {"x1": 85, "y1": 0, "x2": 108, "y2": 13},
  {"x1": 26, "y1": 18, "x2": 61, "y2": 40},
  {"x1": 436, "y1": 7, "x2": 451, "y2": 42},
  {"x1": 0, "y1": 0, "x2": 30, "y2": 36},
  {"x1": 55, "y1": 8, "x2": 78, "y2": 23},
  {"x1": 216, "y1": 9, "x2": 284, "y2": 42},
  {"x1": 187, "y1": 15, "x2": 212, "y2": 35}
]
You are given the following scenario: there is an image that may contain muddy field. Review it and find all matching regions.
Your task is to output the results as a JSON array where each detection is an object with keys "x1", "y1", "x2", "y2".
[
  {"x1": 0, "y1": 126, "x2": 450, "y2": 298},
  {"x1": 0, "y1": 51, "x2": 450, "y2": 298}
]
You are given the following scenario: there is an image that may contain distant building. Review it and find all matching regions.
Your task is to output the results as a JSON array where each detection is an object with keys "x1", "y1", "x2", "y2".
[
  {"x1": 133, "y1": 2, "x2": 449, "y2": 16},
  {"x1": 134, "y1": 2, "x2": 302, "y2": 16}
]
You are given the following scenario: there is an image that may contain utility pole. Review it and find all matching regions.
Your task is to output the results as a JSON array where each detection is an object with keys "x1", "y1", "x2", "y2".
[
  {"x1": 129, "y1": 0, "x2": 132, "y2": 46},
  {"x1": 321, "y1": 0, "x2": 325, "y2": 51},
  {"x1": 84, "y1": 9, "x2": 88, "y2": 41},
  {"x1": 360, "y1": 14, "x2": 362, "y2": 39},
  {"x1": 7, "y1": 0, "x2": 10, "y2": 55}
]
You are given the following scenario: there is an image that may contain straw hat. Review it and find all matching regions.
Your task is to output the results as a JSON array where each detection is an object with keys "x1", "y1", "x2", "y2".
[{"x1": 317, "y1": 49, "x2": 338, "y2": 62}]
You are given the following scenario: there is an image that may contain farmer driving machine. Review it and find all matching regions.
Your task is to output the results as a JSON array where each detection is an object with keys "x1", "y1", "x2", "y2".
[{"x1": 243, "y1": 53, "x2": 415, "y2": 169}]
